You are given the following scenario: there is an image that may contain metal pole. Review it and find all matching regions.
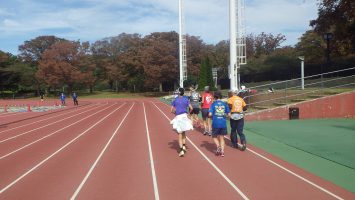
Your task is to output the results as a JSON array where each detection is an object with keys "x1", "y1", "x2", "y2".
[
  {"x1": 301, "y1": 59, "x2": 304, "y2": 90},
  {"x1": 229, "y1": 0, "x2": 237, "y2": 90},
  {"x1": 298, "y1": 56, "x2": 305, "y2": 90},
  {"x1": 179, "y1": 0, "x2": 183, "y2": 88}
]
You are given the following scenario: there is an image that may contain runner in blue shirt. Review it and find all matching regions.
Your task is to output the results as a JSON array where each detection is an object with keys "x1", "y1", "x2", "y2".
[
  {"x1": 72, "y1": 92, "x2": 78, "y2": 106},
  {"x1": 209, "y1": 91, "x2": 230, "y2": 157},
  {"x1": 171, "y1": 88, "x2": 193, "y2": 157},
  {"x1": 60, "y1": 93, "x2": 66, "y2": 106}
]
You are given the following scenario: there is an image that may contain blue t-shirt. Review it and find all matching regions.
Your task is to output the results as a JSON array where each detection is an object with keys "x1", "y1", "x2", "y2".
[
  {"x1": 209, "y1": 100, "x2": 230, "y2": 128},
  {"x1": 171, "y1": 96, "x2": 190, "y2": 115},
  {"x1": 60, "y1": 94, "x2": 66, "y2": 101}
]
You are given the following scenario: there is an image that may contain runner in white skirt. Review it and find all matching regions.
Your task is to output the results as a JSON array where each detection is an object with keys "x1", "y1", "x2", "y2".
[{"x1": 170, "y1": 88, "x2": 193, "y2": 157}]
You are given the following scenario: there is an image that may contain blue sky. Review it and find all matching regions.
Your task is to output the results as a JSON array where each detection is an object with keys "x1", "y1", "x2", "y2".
[{"x1": 0, "y1": 0, "x2": 318, "y2": 55}]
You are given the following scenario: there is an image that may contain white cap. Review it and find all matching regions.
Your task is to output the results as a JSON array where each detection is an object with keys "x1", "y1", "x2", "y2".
[
  {"x1": 241, "y1": 85, "x2": 246, "y2": 90},
  {"x1": 229, "y1": 89, "x2": 238, "y2": 94}
]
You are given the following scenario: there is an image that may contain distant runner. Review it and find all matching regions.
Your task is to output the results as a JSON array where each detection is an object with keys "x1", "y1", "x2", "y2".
[
  {"x1": 60, "y1": 93, "x2": 66, "y2": 106},
  {"x1": 189, "y1": 85, "x2": 201, "y2": 128},
  {"x1": 201, "y1": 86, "x2": 213, "y2": 136},
  {"x1": 72, "y1": 92, "x2": 78, "y2": 106}
]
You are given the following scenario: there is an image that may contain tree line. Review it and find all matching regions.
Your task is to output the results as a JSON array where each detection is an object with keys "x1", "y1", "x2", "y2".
[{"x1": 0, "y1": 0, "x2": 354, "y2": 96}]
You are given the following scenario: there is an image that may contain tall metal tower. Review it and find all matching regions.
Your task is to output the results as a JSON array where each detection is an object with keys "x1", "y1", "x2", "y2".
[
  {"x1": 179, "y1": 0, "x2": 187, "y2": 88},
  {"x1": 229, "y1": 0, "x2": 247, "y2": 91}
]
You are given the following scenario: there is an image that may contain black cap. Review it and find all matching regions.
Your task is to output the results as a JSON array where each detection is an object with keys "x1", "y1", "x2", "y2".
[{"x1": 178, "y1": 87, "x2": 185, "y2": 95}]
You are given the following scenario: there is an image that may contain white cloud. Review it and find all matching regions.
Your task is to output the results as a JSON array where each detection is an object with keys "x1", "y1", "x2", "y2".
[{"x1": 0, "y1": 0, "x2": 319, "y2": 54}]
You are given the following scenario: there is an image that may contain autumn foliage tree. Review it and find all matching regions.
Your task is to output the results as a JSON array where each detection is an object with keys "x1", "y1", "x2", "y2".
[
  {"x1": 18, "y1": 36, "x2": 66, "y2": 94},
  {"x1": 37, "y1": 41, "x2": 95, "y2": 93},
  {"x1": 140, "y1": 32, "x2": 179, "y2": 90}
]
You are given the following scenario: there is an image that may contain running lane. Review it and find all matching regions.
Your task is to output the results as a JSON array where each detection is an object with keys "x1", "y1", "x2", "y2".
[
  {"x1": 0, "y1": 102, "x2": 92, "y2": 128},
  {"x1": 72, "y1": 102, "x2": 156, "y2": 200},
  {"x1": 0, "y1": 103, "x2": 97, "y2": 138},
  {"x1": 0, "y1": 102, "x2": 128, "y2": 199},
  {"x1": 152, "y1": 101, "x2": 354, "y2": 200},
  {"x1": 145, "y1": 100, "x2": 245, "y2": 200},
  {"x1": 0, "y1": 104, "x2": 105, "y2": 160}
]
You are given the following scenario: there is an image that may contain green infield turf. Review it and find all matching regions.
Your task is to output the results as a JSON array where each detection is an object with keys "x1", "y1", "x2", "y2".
[{"x1": 245, "y1": 118, "x2": 355, "y2": 193}]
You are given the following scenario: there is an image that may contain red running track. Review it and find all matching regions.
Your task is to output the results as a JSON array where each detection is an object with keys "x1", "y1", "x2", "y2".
[{"x1": 0, "y1": 99, "x2": 353, "y2": 200}]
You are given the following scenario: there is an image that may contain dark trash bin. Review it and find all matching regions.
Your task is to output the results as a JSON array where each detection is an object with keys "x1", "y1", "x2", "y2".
[{"x1": 289, "y1": 107, "x2": 299, "y2": 120}]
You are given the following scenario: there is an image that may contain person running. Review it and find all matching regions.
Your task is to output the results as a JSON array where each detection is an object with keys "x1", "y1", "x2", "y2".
[
  {"x1": 227, "y1": 90, "x2": 248, "y2": 151},
  {"x1": 39, "y1": 91, "x2": 44, "y2": 102},
  {"x1": 60, "y1": 93, "x2": 66, "y2": 106},
  {"x1": 209, "y1": 91, "x2": 230, "y2": 157},
  {"x1": 189, "y1": 85, "x2": 202, "y2": 128},
  {"x1": 170, "y1": 88, "x2": 193, "y2": 157},
  {"x1": 201, "y1": 86, "x2": 213, "y2": 135},
  {"x1": 72, "y1": 92, "x2": 78, "y2": 106}
]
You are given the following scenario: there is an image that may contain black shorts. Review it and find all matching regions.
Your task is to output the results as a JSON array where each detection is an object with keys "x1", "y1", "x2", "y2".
[
  {"x1": 212, "y1": 128, "x2": 227, "y2": 137},
  {"x1": 201, "y1": 108, "x2": 209, "y2": 120},
  {"x1": 191, "y1": 108, "x2": 200, "y2": 115}
]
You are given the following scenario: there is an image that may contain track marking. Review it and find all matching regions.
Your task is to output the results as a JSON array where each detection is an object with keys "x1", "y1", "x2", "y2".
[
  {"x1": 0, "y1": 112, "x2": 24, "y2": 118},
  {"x1": 159, "y1": 100, "x2": 344, "y2": 199},
  {"x1": 224, "y1": 136, "x2": 345, "y2": 200},
  {"x1": 0, "y1": 104, "x2": 103, "y2": 143},
  {"x1": 70, "y1": 103, "x2": 134, "y2": 200},
  {"x1": 151, "y1": 102, "x2": 249, "y2": 200},
  {"x1": 0, "y1": 103, "x2": 126, "y2": 194},
  {"x1": 0, "y1": 103, "x2": 121, "y2": 160},
  {"x1": 0, "y1": 104, "x2": 98, "y2": 134},
  {"x1": 143, "y1": 102, "x2": 160, "y2": 200}
]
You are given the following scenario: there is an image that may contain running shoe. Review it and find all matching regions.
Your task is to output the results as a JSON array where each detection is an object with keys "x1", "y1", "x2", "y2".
[
  {"x1": 203, "y1": 131, "x2": 208, "y2": 135},
  {"x1": 179, "y1": 150, "x2": 185, "y2": 157},
  {"x1": 220, "y1": 151, "x2": 225, "y2": 157},
  {"x1": 215, "y1": 147, "x2": 221, "y2": 156},
  {"x1": 241, "y1": 144, "x2": 247, "y2": 151},
  {"x1": 208, "y1": 132, "x2": 212, "y2": 136}
]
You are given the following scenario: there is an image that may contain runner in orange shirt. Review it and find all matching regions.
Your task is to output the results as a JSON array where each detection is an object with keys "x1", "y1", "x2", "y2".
[{"x1": 227, "y1": 90, "x2": 247, "y2": 151}]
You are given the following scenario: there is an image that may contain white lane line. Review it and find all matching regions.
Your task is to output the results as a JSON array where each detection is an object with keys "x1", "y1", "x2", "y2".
[
  {"x1": 159, "y1": 101, "x2": 344, "y2": 200},
  {"x1": 152, "y1": 102, "x2": 249, "y2": 200},
  {"x1": 0, "y1": 105, "x2": 103, "y2": 143},
  {"x1": 223, "y1": 136, "x2": 345, "y2": 200},
  {"x1": 70, "y1": 103, "x2": 135, "y2": 200},
  {"x1": 0, "y1": 103, "x2": 121, "y2": 160},
  {"x1": 0, "y1": 103, "x2": 126, "y2": 194},
  {"x1": 0, "y1": 112, "x2": 23, "y2": 118},
  {"x1": 143, "y1": 103, "x2": 160, "y2": 200},
  {"x1": 0, "y1": 104, "x2": 98, "y2": 134}
]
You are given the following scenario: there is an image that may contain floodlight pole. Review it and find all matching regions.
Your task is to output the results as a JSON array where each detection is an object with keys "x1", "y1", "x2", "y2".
[
  {"x1": 229, "y1": 0, "x2": 246, "y2": 91},
  {"x1": 178, "y1": 0, "x2": 187, "y2": 88},
  {"x1": 229, "y1": 0, "x2": 237, "y2": 91},
  {"x1": 179, "y1": 0, "x2": 184, "y2": 88}
]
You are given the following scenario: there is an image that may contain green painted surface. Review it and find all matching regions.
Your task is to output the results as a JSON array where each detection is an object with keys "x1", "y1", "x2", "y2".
[
  {"x1": 246, "y1": 119, "x2": 355, "y2": 169},
  {"x1": 245, "y1": 119, "x2": 355, "y2": 193}
]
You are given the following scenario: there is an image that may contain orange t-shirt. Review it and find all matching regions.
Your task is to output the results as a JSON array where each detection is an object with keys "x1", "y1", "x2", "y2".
[
  {"x1": 201, "y1": 92, "x2": 213, "y2": 109},
  {"x1": 227, "y1": 95, "x2": 246, "y2": 113}
]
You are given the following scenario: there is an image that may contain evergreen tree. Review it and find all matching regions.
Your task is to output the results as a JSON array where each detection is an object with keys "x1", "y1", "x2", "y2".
[
  {"x1": 198, "y1": 57, "x2": 215, "y2": 90},
  {"x1": 205, "y1": 57, "x2": 214, "y2": 88},
  {"x1": 198, "y1": 58, "x2": 207, "y2": 89}
]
